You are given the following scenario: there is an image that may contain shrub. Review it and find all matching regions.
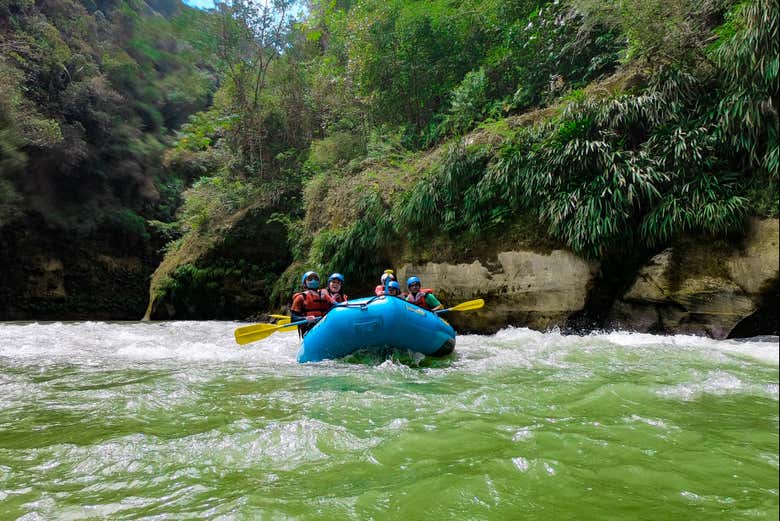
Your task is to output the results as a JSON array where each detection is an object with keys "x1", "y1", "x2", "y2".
[
  {"x1": 442, "y1": 67, "x2": 489, "y2": 135},
  {"x1": 306, "y1": 131, "x2": 364, "y2": 171},
  {"x1": 308, "y1": 192, "x2": 393, "y2": 282},
  {"x1": 394, "y1": 140, "x2": 493, "y2": 238},
  {"x1": 573, "y1": 0, "x2": 723, "y2": 65},
  {"x1": 178, "y1": 174, "x2": 255, "y2": 232},
  {"x1": 711, "y1": 0, "x2": 778, "y2": 179},
  {"x1": 102, "y1": 208, "x2": 150, "y2": 244}
]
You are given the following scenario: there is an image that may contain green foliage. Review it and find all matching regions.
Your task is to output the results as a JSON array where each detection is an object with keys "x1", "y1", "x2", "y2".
[
  {"x1": 394, "y1": 141, "x2": 493, "y2": 237},
  {"x1": 308, "y1": 192, "x2": 394, "y2": 282},
  {"x1": 497, "y1": 2, "x2": 623, "y2": 111},
  {"x1": 158, "y1": 108, "x2": 229, "y2": 192},
  {"x1": 147, "y1": 218, "x2": 181, "y2": 244},
  {"x1": 178, "y1": 174, "x2": 256, "y2": 232},
  {"x1": 0, "y1": 59, "x2": 64, "y2": 150},
  {"x1": 573, "y1": 0, "x2": 723, "y2": 65},
  {"x1": 0, "y1": 0, "x2": 221, "y2": 246},
  {"x1": 364, "y1": 126, "x2": 410, "y2": 165},
  {"x1": 306, "y1": 131, "x2": 364, "y2": 171},
  {"x1": 156, "y1": 259, "x2": 276, "y2": 318},
  {"x1": 154, "y1": 176, "x2": 185, "y2": 222},
  {"x1": 391, "y1": 50, "x2": 771, "y2": 259},
  {"x1": 641, "y1": 172, "x2": 749, "y2": 246},
  {"x1": 344, "y1": 0, "x2": 486, "y2": 136},
  {"x1": 207, "y1": 0, "x2": 297, "y2": 175},
  {"x1": 316, "y1": 0, "x2": 622, "y2": 147},
  {"x1": 174, "y1": 109, "x2": 234, "y2": 152},
  {"x1": 443, "y1": 68, "x2": 489, "y2": 135},
  {"x1": 711, "y1": 0, "x2": 778, "y2": 179},
  {"x1": 102, "y1": 208, "x2": 150, "y2": 242}
]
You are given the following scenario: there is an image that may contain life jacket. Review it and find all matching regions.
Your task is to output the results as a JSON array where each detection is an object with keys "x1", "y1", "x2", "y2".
[
  {"x1": 292, "y1": 289, "x2": 331, "y2": 317},
  {"x1": 405, "y1": 290, "x2": 433, "y2": 310},
  {"x1": 321, "y1": 288, "x2": 348, "y2": 304},
  {"x1": 374, "y1": 285, "x2": 386, "y2": 296}
]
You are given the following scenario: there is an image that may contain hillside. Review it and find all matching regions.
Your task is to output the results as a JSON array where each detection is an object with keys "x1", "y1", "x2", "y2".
[{"x1": 0, "y1": 0, "x2": 218, "y2": 318}]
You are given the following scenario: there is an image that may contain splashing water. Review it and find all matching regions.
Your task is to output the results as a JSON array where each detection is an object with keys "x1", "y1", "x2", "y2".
[{"x1": 0, "y1": 322, "x2": 777, "y2": 520}]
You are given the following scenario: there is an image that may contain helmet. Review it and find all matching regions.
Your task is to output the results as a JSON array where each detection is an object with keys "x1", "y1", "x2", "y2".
[
  {"x1": 388, "y1": 281, "x2": 401, "y2": 290},
  {"x1": 380, "y1": 272, "x2": 396, "y2": 284},
  {"x1": 301, "y1": 271, "x2": 319, "y2": 286},
  {"x1": 406, "y1": 276, "x2": 421, "y2": 288},
  {"x1": 328, "y1": 273, "x2": 345, "y2": 283}
]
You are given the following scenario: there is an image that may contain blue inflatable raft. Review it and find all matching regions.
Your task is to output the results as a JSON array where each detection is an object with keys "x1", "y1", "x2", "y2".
[{"x1": 296, "y1": 295, "x2": 456, "y2": 363}]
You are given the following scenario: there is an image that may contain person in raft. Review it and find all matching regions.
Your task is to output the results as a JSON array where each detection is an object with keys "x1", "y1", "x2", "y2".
[
  {"x1": 290, "y1": 271, "x2": 331, "y2": 337},
  {"x1": 321, "y1": 272, "x2": 348, "y2": 305},
  {"x1": 405, "y1": 276, "x2": 444, "y2": 311},
  {"x1": 374, "y1": 269, "x2": 397, "y2": 296},
  {"x1": 386, "y1": 280, "x2": 404, "y2": 297}
]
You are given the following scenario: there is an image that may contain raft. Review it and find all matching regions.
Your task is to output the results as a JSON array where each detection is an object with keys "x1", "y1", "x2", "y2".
[{"x1": 296, "y1": 295, "x2": 456, "y2": 363}]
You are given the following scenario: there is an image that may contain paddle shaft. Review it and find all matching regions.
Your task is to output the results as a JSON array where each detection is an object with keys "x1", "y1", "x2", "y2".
[{"x1": 435, "y1": 298, "x2": 484, "y2": 314}]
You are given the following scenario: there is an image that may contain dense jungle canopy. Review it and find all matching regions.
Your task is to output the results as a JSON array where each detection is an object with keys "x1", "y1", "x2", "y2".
[{"x1": 0, "y1": 0, "x2": 777, "y2": 320}]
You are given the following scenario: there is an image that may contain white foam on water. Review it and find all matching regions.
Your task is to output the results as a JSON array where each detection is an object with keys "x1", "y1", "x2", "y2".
[
  {"x1": 0, "y1": 321, "x2": 302, "y2": 369},
  {"x1": 599, "y1": 330, "x2": 779, "y2": 365},
  {"x1": 453, "y1": 326, "x2": 779, "y2": 371},
  {"x1": 0, "y1": 322, "x2": 776, "y2": 376},
  {"x1": 655, "y1": 369, "x2": 777, "y2": 401}
]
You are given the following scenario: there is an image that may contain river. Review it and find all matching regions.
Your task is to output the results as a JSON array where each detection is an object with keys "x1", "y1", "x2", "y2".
[{"x1": 0, "y1": 321, "x2": 777, "y2": 520}]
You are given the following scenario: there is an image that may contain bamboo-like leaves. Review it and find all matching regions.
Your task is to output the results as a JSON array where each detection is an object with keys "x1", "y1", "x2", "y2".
[{"x1": 334, "y1": 0, "x2": 776, "y2": 263}]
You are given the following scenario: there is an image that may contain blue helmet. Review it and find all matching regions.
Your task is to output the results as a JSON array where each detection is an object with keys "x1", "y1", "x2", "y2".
[
  {"x1": 328, "y1": 273, "x2": 345, "y2": 283},
  {"x1": 388, "y1": 281, "x2": 401, "y2": 290},
  {"x1": 406, "y1": 276, "x2": 421, "y2": 288},
  {"x1": 301, "y1": 271, "x2": 319, "y2": 286}
]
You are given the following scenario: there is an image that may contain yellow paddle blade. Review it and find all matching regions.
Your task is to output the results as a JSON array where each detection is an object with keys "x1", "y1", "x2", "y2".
[
  {"x1": 234, "y1": 322, "x2": 294, "y2": 345},
  {"x1": 447, "y1": 298, "x2": 485, "y2": 312}
]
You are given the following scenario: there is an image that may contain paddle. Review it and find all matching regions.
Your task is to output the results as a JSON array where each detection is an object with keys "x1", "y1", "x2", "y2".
[
  {"x1": 434, "y1": 298, "x2": 485, "y2": 315},
  {"x1": 234, "y1": 318, "x2": 314, "y2": 345}
]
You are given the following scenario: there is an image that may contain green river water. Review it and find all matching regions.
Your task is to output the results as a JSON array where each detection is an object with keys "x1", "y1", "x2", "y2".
[{"x1": 0, "y1": 322, "x2": 777, "y2": 520}]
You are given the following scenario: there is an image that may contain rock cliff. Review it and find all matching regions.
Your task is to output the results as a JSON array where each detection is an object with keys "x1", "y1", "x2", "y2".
[{"x1": 384, "y1": 219, "x2": 778, "y2": 338}]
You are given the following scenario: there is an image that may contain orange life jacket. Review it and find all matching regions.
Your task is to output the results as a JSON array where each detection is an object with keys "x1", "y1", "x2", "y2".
[
  {"x1": 292, "y1": 289, "x2": 331, "y2": 317},
  {"x1": 405, "y1": 290, "x2": 433, "y2": 310},
  {"x1": 321, "y1": 289, "x2": 348, "y2": 304}
]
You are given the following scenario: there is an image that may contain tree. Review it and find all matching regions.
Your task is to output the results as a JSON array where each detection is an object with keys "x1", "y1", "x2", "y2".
[{"x1": 214, "y1": 0, "x2": 295, "y2": 177}]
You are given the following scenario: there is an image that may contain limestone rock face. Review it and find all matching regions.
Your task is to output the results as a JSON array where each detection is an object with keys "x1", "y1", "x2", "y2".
[
  {"x1": 28, "y1": 256, "x2": 67, "y2": 299},
  {"x1": 397, "y1": 250, "x2": 599, "y2": 332},
  {"x1": 726, "y1": 219, "x2": 779, "y2": 295},
  {"x1": 608, "y1": 219, "x2": 779, "y2": 338},
  {"x1": 0, "y1": 220, "x2": 154, "y2": 320}
]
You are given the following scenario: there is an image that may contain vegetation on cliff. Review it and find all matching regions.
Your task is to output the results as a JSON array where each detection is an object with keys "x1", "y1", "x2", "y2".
[
  {"x1": 1, "y1": 0, "x2": 218, "y2": 226},
  {"x1": 148, "y1": 0, "x2": 777, "y2": 317},
  {"x1": 0, "y1": 0, "x2": 219, "y2": 317}
]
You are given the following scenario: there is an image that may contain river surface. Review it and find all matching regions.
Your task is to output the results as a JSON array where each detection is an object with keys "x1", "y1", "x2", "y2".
[{"x1": 0, "y1": 322, "x2": 777, "y2": 520}]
